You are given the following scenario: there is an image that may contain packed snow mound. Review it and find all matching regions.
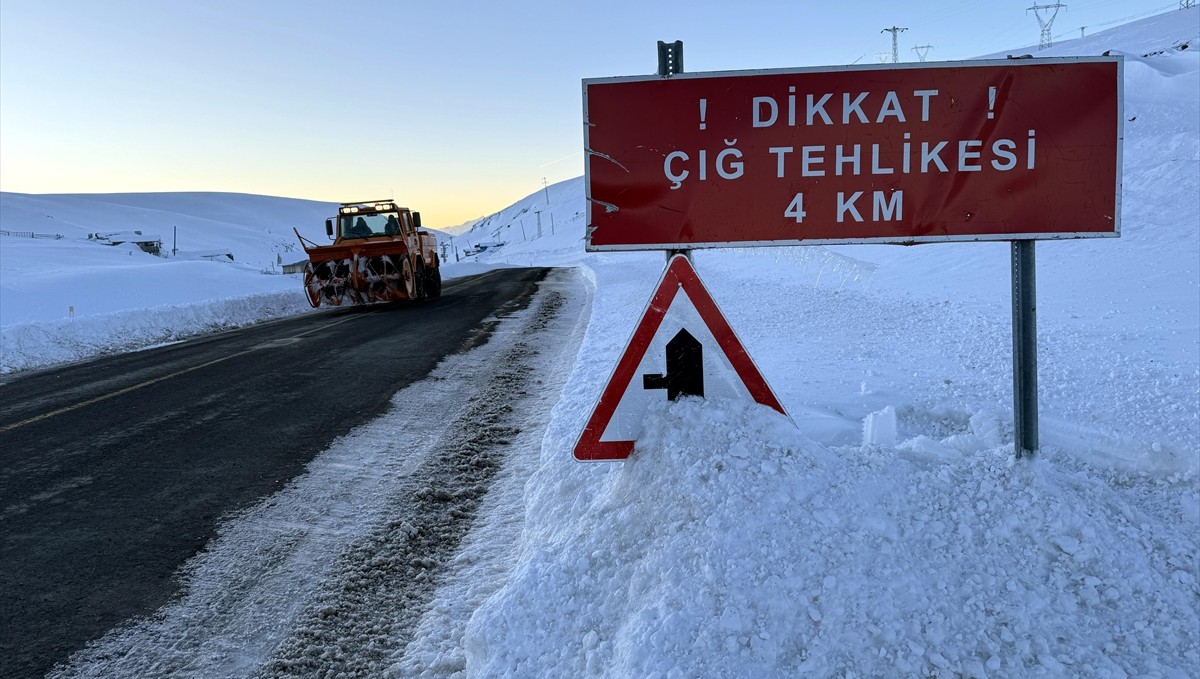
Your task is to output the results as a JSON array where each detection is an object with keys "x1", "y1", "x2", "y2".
[
  {"x1": 0, "y1": 290, "x2": 312, "y2": 374},
  {"x1": 466, "y1": 398, "x2": 1198, "y2": 678}
]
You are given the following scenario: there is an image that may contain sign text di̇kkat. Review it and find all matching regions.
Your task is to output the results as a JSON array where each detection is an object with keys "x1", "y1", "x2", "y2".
[{"x1": 583, "y1": 57, "x2": 1121, "y2": 250}]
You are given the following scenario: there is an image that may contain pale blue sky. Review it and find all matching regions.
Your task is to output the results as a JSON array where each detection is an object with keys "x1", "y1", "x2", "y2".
[{"x1": 0, "y1": 0, "x2": 1178, "y2": 228}]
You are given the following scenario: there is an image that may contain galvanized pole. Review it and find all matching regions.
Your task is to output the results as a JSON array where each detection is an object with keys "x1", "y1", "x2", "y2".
[
  {"x1": 657, "y1": 40, "x2": 692, "y2": 263},
  {"x1": 1011, "y1": 240, "x2": 1039, "y2": 457}
]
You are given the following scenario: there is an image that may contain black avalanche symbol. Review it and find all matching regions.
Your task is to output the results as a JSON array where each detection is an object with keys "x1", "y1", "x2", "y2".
[{"x1": 642, "y1": 328, "x2": 704, "y2": 400}]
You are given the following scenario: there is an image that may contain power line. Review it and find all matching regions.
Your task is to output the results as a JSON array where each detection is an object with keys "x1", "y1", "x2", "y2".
[
  {"x1": 881, "y1": 26, "x2": 908, "y2": 63},
  {"x1": 1050, "y1": 3, "x2": 1177, "y2": 42}
]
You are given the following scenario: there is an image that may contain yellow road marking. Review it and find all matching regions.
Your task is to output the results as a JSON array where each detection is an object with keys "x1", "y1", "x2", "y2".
[{"x1": 0, "y1": 312, "x2": 370, "y2": 434}]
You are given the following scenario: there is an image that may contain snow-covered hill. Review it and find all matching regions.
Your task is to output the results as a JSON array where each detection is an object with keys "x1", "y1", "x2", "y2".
[{"x1": 3, "y1": 7, "x2": 1197, "y2": 678}]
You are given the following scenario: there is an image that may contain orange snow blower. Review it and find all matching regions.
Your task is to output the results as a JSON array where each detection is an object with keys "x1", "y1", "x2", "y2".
[{"x1": 294, "y1": 200, "x2": 441, "y2": 307}]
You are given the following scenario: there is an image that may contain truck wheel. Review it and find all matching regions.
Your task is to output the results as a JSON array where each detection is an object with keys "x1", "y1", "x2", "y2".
[
  {"x1": 395, "y1": 256, "x2": 416, "y2": 301},
  {"x1": 302, "y1": 262, "x2": 322, "y2": 308},
  {"x1": 425, "y1": 267, "x2": 442, "y2": 298},
  {"x1": 413, "y1": 260, "x2": 427, "y2": 300}
]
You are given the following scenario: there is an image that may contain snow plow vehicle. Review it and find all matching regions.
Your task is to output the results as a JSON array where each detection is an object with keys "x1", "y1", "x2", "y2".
[{"x1": 294, "y1": 200, "x2": 441, "y2": 308}]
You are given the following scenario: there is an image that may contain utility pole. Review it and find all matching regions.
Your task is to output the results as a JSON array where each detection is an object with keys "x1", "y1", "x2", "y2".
[
  {"x1": 1079, "y1": 26, "x2": 1086, "y2": 38},
  {"x1": 881, "y1": 26, "x2": 907, "y2": 63},
  {"x1": 1027, "y1": 3, "x2": 1067, "y2": 50},
  {"x1": 912, "y1": 44, "x2": 933, "y2": 62},
  {"x1": 541, "y1": 176, "x2": 550, "y2": 204}
]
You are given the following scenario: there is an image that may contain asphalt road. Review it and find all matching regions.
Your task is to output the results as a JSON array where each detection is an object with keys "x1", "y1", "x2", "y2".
[{"x1": 0, "y1": 267, "x2": 550, "y2": 679}]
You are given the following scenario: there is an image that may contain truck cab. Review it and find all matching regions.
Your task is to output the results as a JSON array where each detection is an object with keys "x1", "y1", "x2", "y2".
[{"x1": 327, "y1": 202, "x2": 421, "y2": 242}]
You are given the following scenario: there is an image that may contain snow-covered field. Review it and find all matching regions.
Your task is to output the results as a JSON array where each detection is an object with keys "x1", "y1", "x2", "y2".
[{"x1": 2, "y1": 8, "x2": 1198, "y2": 678}]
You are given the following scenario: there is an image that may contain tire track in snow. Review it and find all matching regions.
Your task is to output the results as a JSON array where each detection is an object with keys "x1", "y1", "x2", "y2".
[
  {"x1": 259, "y1": 288, "x2": 570, "y2": 677},
  {"x1": 50, "y1": 269, "x2": 585, "y2": 679}
]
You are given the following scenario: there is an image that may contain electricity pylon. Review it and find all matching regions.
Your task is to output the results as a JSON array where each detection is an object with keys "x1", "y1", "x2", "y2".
[
  {"x1": 1027, "y1": 3, "x2": 1067, "y2": 49},
  {"x1": 912, "y1": 44, "x2": 933, "y2": 62},
  {"x1": 881, "y1": 26, "x2": 908, "y2": 63}
]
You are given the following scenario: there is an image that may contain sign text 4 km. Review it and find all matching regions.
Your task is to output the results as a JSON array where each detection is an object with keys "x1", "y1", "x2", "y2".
[{"x1": 583, "y1": 57, "x2": 1121, "y2": 250}]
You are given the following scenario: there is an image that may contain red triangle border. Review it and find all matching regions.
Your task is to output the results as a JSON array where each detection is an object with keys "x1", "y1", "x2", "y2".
[{"x1": 574, "y1": 255, "x2": 787, "y2": 461}]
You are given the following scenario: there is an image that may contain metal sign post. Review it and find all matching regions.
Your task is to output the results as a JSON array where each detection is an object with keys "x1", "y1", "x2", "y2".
[
  {"x1": 1012, "y1": 240, "x2": 1039, "y2": 456},
  {"x1": 657, "y1": 40, "x2": 692, "y2": 264}
]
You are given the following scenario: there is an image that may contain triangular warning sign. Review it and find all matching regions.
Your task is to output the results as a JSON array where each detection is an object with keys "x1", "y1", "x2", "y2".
[{"x1": 574, "y1": 254, "x2": 788, "y2": 461}]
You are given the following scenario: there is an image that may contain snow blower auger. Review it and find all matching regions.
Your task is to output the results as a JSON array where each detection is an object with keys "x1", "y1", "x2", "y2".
[{"x1": 294, "y1": 200, "x2": 442, "y2": 308}]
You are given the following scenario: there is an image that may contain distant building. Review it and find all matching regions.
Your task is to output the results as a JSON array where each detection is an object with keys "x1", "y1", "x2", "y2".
[
  {"x1": 464, "y1": 240, "x2": 505, "y2": 256},
  {"x1": 190, "y1": 250, "x2": 235, "y2": 263},
  {"x1": 282, "y1": 259, "x2": 308, "y2": 274},
  {"x1": 89, "y1": 231, "x2": 163, "y2": 256}
]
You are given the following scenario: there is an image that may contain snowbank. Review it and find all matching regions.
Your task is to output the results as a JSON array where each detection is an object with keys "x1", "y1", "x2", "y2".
[
  {"x1": 0, "y1": 290, "x2": 312, "y2": 374},
  {"x1": 467, "y1": 398, "x2": 1197, "y2": 678}
]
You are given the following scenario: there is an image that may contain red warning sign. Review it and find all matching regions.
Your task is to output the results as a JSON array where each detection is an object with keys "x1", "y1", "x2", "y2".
[
  {"x1": 574, "y1": 255, "x2": 787, "y2": 461},
  {"x1": 584, "y1": 57, "x2": 1122, "y2": 250}
]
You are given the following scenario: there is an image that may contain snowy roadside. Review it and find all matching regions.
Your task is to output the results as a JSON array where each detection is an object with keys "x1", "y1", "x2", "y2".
[
  {"x1": 388, "y1": 269, "x2": 594, "y2": 676},
  {"x1": 48, "y1": 268, "x2": 590, "y2": 678},
  {"x1": 0, "y1": 264, "x2": 496, "y2": 377},
  {"x1": 459, "y1": 249, "x2": 1199, "y2": 678},
  {"x1": 0, "y1": 289, "x2": 316, "y2": 376}
]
